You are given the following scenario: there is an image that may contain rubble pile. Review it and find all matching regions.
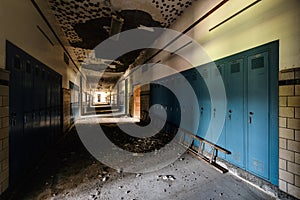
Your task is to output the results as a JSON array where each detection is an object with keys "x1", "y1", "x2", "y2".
[{"x1": 102, "y1": 123, "x2": 176, "y2": 153}]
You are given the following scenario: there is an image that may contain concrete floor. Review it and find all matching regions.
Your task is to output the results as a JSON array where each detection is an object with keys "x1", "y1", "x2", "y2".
[{"x1": 8, "y1": 117, "x2": 276, "y2": 200}]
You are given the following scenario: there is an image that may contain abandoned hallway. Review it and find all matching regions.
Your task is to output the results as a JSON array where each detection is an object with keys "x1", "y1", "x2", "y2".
[{"x1": 1, "y1": 0, "x2": 300, "y2": 199}]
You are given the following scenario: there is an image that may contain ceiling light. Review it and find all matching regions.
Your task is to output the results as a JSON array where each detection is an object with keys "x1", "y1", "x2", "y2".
[
  {"x1": 138, "y1": 25, "x2": 154, "y2": 32},
  {"x1": 109, "y1": 15, "x2": 124, "y2": 41},
  {"x1": 108, "y1": 65, "x2": 116, "y2": 69}
]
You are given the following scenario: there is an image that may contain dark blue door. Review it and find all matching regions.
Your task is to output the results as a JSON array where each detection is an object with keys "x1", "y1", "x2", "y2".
[
  {"x1": 247, "y1": 52, "x2": 269, "y2": 179},
  {"x1": 7, "y1": 42, "x2": 63, "y2": 187},
  {"x1": 225, "y1": 59, "x2": 245, "y2": 168},
  {"x1": 7, "y1": 49, "x2": 24, "y2": 184},
  {"x1": 23, "y1": 60, "x2": 34, "y2": 165}
]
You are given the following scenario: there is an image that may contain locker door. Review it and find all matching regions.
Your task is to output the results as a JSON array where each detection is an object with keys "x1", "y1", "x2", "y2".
[
  {"x1": 40, "y1": 68, "x2": 47, "y2": 140},
  {"x1": 7, "y1": 50, "x2": 24, "y2": 184},
  {"x1": 170, "y1": 75, "x2": 180, "y2": 126},
  {"x1": 33, "y1": 64, "x2": 42, "y2": 155},
  {"x1": 46, "y1": 71, "x2": 51, "y2": 144},
  {"x1": 33, "y1": 65, "x2": 40, "y2": 135},
  {"x1": 225, "y1": 59, "x2": 245, "y2": 168},
  {"x1": 58, "y1": 77, "x2": 62, "y2": 132},
  {"x1": 190, "y1": 70, "x2": 201, "y2": 147},
  {"x1": 50, "y1": 75, "x2": 55, "y2": 140},
  {"x1": 23, "y1": 60, "x2": 34, "y2": 164},
  {"x1": 215, "y1": 63, "x2": 226, "y2": 159},
  {"x1": 197, "y1": 66, "x2": 211, "y2": 139},
  {"x1": 179, "y1": 72, "x2": 196, "y2": 133},
  {"x1": 247, "y1": 52, "x2": 269, "y2": 179},
  {"x1": 54, "y1": 77, "x2": 59, "y2": 136}
]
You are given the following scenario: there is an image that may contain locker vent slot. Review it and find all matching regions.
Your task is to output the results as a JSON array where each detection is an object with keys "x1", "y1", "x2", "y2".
[
  {"x1": 203, "y1": 70, "x2": 209, "y2": 79},
  {"x1": 231, "y1": 63, "x2": 240, "y2": 73},
  {"x1": 192, "y1": 72, "x2": 197, "y2": 80},
  {"x1": 14, "y1": 56, "x2": 21, "y2": 69},
  {"x1": 26, "y1": 62, "x2": 31, "y2": 73},
  {"x1": 35, "y1": 66, "x2": 39, "y2": 75},
  {"x1": 252, "y1": 159, "x2": 264, "y2": 173},
  {"x1": 251, "y1": 57, "x2": 264, "y2": 69}
]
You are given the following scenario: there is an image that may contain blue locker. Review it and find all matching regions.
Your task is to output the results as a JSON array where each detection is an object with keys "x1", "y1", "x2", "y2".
[
  {"x1": 166, "y1": 77, "x2": 175, "y2": 124},
  {"x1": 247, "y1": 52, "x2": 269, "y2": 179},
  {"x1": 23, "y1": 60, "x2": 35, "y2": 165},
  {"x1": 178, "y1": 72, "x2": 195, "y2": 133},
  {"x1": 189, "y1": 69, "x2": 202, "y2": 147},
  {"x1": 214, "y1": 63, "x2": 226, "y2": 159},
  {"x1": 197, "y1": 66, "x2": 211, "y2": 139},
  {"x1": 172, "y1": 74, "x2": 181, "y2": 126},
  {"x1": 160, "y1": 41, "x2": 278, "y2": 185},
  {"x1": 7, "y1": 49, "x2": 25, "y2": 184},
  {"x1": 7, "y1": 42, "x2": 63, "y2": 187},
  {"x1": 225, "y1": 59, "x2": 245, "y2": 168}
]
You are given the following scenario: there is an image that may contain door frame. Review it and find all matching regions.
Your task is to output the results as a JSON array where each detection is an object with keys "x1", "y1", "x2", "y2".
[{"x1": 133, "y1": 84, "x2": 141, "y2": 119}]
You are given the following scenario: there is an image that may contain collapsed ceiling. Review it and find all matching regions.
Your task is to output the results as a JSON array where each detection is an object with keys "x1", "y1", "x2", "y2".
[{"x1": 47, "y1": 0, "x2": 195, "y2": 90}]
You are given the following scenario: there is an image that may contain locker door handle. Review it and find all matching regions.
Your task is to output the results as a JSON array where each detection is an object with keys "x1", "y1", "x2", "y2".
[
  {"x1": 200, "y1": 107, "x2": 203, "y2": 115},
  {"x1": 24, "y1": 115, "x2": 27, "y2": 124},
  {"x1": 249, "y1": 112, "x2": 254, "y2": 124},
  {"x1": 228, "y1": 109, "x2": 232, "y2": 120},
  {"x1": 10, "y1": 112, "x2": 17, "y2": 127},
  {"x1": 213, "y1": 108, "x2": 216, "y2": 118},
  {"x1": 10, "y1": 118, "x2": 15, "y2": 127}
]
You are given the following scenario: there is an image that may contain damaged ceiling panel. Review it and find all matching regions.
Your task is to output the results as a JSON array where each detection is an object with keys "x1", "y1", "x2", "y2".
[{"x1": 47, "y1": 0, "x2": 195, "y2": 89}]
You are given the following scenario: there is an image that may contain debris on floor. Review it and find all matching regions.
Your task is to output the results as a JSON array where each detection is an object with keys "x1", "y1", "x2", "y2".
[{"x1": 9, "y1": 121, "x2": 275, "y2": 200}]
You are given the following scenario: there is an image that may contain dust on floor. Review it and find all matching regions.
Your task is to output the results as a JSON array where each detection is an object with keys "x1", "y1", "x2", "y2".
[{"x1": 9, "y1": 121, "x2": 275, "y2": 200}]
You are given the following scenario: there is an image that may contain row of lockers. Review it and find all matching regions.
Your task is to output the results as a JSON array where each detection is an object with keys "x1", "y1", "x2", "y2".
[
  {"x1": 70, "y1": 86, "x2": 94, "y2": 118},
  {"x1": 150, "y1": 41, "x2": 278, "y2": 185},
  {"x1": 6, "y1": 41, "x2": 62, "y2": 186},
  {"x1": 70, "y1": 81, "x2": 80, "y2": 124}
]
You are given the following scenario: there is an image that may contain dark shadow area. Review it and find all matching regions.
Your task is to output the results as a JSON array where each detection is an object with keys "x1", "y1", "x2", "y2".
[{"x1": 5, "y1": 127, "x2": 109, "y2": 200}]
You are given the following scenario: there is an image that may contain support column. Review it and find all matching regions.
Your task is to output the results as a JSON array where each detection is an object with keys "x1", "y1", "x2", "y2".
[
  {"x1": 62, "y1": 88, "x2": 71, "y2": 133},
  {"x1": 278, "y1": 68, "x2": 300, "y2": 199}
]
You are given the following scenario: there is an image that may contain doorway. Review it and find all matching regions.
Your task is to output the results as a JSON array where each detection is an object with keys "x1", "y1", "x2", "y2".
[{"x1": 133, "y1": 85, "x2": 141, "y2": 119}]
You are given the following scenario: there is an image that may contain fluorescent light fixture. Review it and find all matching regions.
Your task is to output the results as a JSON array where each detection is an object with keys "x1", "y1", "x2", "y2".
[
  {"x1": 138, "y1": 25, "x2": 154, "y2": 32},
  {"x1": 109, "y1": 15, "x2": 124, "y2": 41},
  {"x1": 109, "y1": 65, "x2": 116, "y2": 69}
]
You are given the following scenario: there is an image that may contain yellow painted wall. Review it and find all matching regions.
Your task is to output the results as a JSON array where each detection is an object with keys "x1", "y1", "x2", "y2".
[
  {"x1": 169, "y1": 0, "x2": 300, "y2": 70},
  {"x1": 0, "y1": 0, "x2": 80, "y2": 88}
]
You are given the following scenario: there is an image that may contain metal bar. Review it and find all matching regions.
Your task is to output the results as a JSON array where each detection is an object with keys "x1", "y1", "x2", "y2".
[
  {"x1": 37, "y1": 25, "x2": 54, "y2": 46},
  {"x1": 209, "y1": 0, "x2": 262, "y2": 32},
  {"x1": 170, "y1": 41, "x2": 192, "y2": 55},
  {"x1": 144, "y1": 0, "x2": 229, "y2": 64},
  {"x1": 31, "y1": 0, "x2": 83, "y2": 77}
]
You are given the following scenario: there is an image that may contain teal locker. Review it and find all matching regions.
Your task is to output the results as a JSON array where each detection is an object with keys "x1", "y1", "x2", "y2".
[
  {"x1": 197, "y1": 66, "x2": 211, "y2": 140},
  {"x1": 247, "y1": 52, "x2": 269, "y2": 179},
  {"x1": 225, "y1": 59, "x2": 245, "y2": 168},
  {"x1": 215, "y1": 63, "x2": 226, "y2": 159}
]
